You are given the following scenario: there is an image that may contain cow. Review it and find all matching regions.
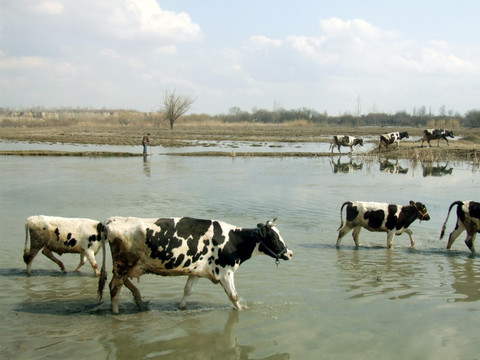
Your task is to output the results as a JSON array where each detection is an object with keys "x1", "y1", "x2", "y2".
[
  {"x1": 98, "y1": 216, "x2": 293, "y2": 313},
  {"x1": 330, "y1": 135, "x2": 364, "y2": 154},
  {"x1": 440, "y1": 201, "x2": 480, "y2": 253},
  {"x1": 378, "y1": 132, "x2": 409, "y2": 151},
  {"x1": 24, "y1": 215, "x2": 104, "y2": 275},
  {"x1": 421, "y1": 129, "x2": 454, "y2": 147},
  {"x1": 336, "y1": 201, "x2": 430, "y2": 248}
]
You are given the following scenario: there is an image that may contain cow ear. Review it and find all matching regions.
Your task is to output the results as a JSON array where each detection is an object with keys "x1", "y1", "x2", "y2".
[
  {"x1": 266, "y1": 218, "x2": 277, "y2": 228},
  {"x1": 258, "y1": 225, "x2": 267, "y2": 237},
  {"x1": 409, "y1": 200, "x2": 415, "y2": 206}
]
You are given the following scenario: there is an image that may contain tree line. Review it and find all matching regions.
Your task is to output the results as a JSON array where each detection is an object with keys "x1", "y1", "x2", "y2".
[{"x1": 214, "y1": 106, "x2": 480, "y2": 128}]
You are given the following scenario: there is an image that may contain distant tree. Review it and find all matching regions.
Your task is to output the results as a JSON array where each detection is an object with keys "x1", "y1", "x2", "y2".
[
  {"x1": 465, "y1": 110, "x2": 480, "y2": 127},
  {"x1": 163, "y1": 90, "x2": 195, "y2": 129}
]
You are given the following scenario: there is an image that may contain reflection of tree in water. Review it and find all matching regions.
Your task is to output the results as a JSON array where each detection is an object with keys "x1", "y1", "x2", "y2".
[
  {"x1": 447, "y1": 256, "x2": 480, "y2": 302},
  {"x1": 104, "y1": 310, "x2": 290, "y2": 360}
]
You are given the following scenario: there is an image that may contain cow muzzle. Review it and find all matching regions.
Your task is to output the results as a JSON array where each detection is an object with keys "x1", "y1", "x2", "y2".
[{"x1": 282, "y1": 249, "x2": 294, "y2": 260}]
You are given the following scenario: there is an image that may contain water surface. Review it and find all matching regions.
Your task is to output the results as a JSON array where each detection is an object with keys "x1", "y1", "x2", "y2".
[{"x1": 0, "y1": 143, "x2": 478, "y2": 359}]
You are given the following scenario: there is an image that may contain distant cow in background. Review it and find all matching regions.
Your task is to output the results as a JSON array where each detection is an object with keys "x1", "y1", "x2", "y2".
[
  {"x1": 336, "y1": 201, "x2": 430, "y2": 248},
  {"x1": 421, "y1": 129, "x2": 454, "y2": 147},
  {"x1": 378, "y1": 132, "x2": 409, "y2": 151},
  {"x1": 330, "y1": 135, "x2": 363, "y2": 153},
  {"x1": 440, "y1": 200, "x2": 480, "y2": 253},
  {"x1": 24, "y1": 216, "x2": 104, "y2": 275}
]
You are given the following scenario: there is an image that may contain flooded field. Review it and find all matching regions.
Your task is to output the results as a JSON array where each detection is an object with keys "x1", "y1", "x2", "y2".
[{"x1": 1, "y1": 141, "x2": 479, "y2": 359}]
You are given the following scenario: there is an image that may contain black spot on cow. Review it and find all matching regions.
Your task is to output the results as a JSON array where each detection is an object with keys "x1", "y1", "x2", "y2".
[
  {"x1": 88, "y1": 234, "x2": 97, "y2": 248},
  {"x1": 183, "y1": 259, "x2": 191, "y2": 268},
  {"x1": 469, "y1": 202, "x2": 480, "y2": 219},
  {"x1": 346, "y1": 204, "x2": 359, "y2": 222},
  {"x1": 54, "y1": 227, "x2": 60, "y2": 241},
  {"x1": 364, "y1": 210, "x2": 385, "y2": 229},
  {"x1": 215, "y1": 229, "x2": 257, "y2": 267},
  {"x1": 385, "y1": 205, "x2": 399, "y2": 230}
]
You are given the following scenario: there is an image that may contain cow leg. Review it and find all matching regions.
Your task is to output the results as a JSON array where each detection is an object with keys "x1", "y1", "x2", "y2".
[
  {"x1": 78, "y1": 250, "x2": 100, "y2": 276},
  {"x1": 402, "y1": 229, "x2": 415, "y2": 247},
  {"x1": 465, "y1": 233, "x2": 477, "y2": 253},
  {"x1": 351, "y1": 226, "x2": 361, "y2": 247},
  {"x1": 41, "y1": 248, "x2": 66, "y2": 272},
  {"x1": 446, "y1": 222, "x2": 465, "y2": 249},
  {"x1": 109, "y1": 275, "x2": 125, "y2": 313},
  {"x1": 124, "y1": 278, "x2": 143, "y2": 308},
  {"x1": 336, "y1": 224, "x2": 354, "y2": 247},
  {"x1": 24, "y1": 246, "x2": 43, "y2": 275},
  {"x1": 386, "y1": 231, "x2": 395, "y2": 249},
  {"x1": 75, "y1": 254, "x2": 87, "y2": 272},
  {"x1": 220, "y1": 272, "x2": 243, "y2": 310},
  {"x1": 179, "y1": 275, "x2": 199, "y2": 309}
]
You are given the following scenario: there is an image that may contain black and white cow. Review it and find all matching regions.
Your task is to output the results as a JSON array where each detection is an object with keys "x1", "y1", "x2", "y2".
[
  {"x1": 98, "y1": 216, "x2": 293, "y2": 313},
  {"x1": 336, "y1": 201, "x2": 430, "y2": 248},
  {"x1": 330, "y1": 135, "x2": 364, "y2": 153},
  {"x1": 24, "y1": 215, "x2": 104, "y2": 275},
  {"x1": 440, "y1": 200, "x2": 480, "y2": 253},
  {"x1": 421, "y1": 129, "x2": 454, "y2": 147},
  {"x1": 378, "y1": 132, "x2": 409, "y2": 151}
]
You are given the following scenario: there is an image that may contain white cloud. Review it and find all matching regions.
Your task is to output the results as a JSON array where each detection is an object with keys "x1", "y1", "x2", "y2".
[
  {"x1": 243, "y1": 36, "x2": 282, "y2": 51},
  {"x1": 108, "y1": 0, "x2": 203, "y2": 41},
  {"x1": 32, "y1": 1, "x2": 65, "y2": 15}
]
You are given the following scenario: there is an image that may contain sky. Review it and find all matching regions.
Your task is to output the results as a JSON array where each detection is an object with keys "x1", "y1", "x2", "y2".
[{"x1": 1, "y1": 0, "x2": 480, "y2": 116}]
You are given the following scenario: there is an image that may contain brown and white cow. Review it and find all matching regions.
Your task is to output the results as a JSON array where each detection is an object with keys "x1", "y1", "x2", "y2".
[
  {"x1": 330, "y1": 135, "x2": 364, "y2": 153},
  {"x1": 98, "y1": 216, "x2": 293, "y2": 313},
  {"x1": 440, "y1": 200, "x2": 480, "y2": 253},
  {"x1": 421, "y1": 129, "x2": 454, "y2": 147},
  {"x1": 24, "y1": 215, "x2": 104, "y2": 275},
  {"x1": 378, "y1": 132, "x2": 409, "y2": 151},
  {"x1": 336, "y1": 201, "x2": 430, "y2": 248}
]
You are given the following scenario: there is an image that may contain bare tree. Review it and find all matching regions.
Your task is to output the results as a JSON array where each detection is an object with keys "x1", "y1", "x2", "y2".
[{"x1": 163, "y1": 90, "x2": 195, "y2": 129}]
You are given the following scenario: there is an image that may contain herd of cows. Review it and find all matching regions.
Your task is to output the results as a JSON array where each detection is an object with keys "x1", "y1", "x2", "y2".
[
  {"x1": 330, "y1": 128, "x2": 455, "y2": 153},
  {"x1": 23, "y1": 198, "x2": 479, "y2": 313},
  {"x1": 19, "y1": 127, "x2": 474, "y2": 312}
]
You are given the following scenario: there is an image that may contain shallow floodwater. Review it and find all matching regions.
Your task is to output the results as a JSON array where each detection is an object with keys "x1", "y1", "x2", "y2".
[{"x1": 1, "y1": 143, "x2": 479, "y2": 359}]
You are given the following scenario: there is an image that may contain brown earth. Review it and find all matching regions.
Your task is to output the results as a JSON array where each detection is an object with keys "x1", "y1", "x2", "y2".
[{"x1": 0, "y1": 123, "x2": 479, "y2": 163}]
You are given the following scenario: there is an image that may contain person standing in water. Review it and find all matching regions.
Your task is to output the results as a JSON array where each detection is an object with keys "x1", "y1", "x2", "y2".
[{"x1": 142, "y1": 133, "x2": 150, "y2": 155}]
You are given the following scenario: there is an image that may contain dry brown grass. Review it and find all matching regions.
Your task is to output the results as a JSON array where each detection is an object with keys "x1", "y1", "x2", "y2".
[{"x1": 1, "y1": 118, "x2": 479, "y2": 161}]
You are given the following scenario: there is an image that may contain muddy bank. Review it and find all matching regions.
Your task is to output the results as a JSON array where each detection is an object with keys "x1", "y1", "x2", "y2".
[{"x1": 1, "y1": 124, "x2": 479, "y2": 161}]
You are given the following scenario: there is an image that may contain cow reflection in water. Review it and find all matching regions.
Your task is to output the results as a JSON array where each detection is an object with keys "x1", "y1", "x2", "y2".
[
  {"x1": 379, "y1": 159, "x2": 408, "y2": 174},
  {"x1": 422, "y1": 162, "x2": 453, "y2": 177},
  {"x1": 447, "y1": 257, "x2": 480, "y2": 302},
  {"x1": 105, "y1": 311, "x2": 290, "y2": 360},
  {"x1": 330, "y1": 158, "x2": 363, "y2": 174}
]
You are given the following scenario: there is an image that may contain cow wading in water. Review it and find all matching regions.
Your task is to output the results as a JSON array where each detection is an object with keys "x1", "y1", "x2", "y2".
[
  {"x1": 24, "y1": 215, "x2": 104, "y2": 275},
  {"x1": 378, "y1": 132, "x2": 409, "y2": 151},
  {"x1": 98, "y1": 216, "x2": 293, "y2": 313},
  {"x1": 440, "y1": 200, "x2": 480, "y2": 253},
  {"x1": 330, "y1": 135, "x2": 364, "y2": 154},
  {"x1": 336, "y1": 201, "x2": 430, "y2": 248},
  {"x1": 421, "y1": 129, "x2": 454, "y2": 147}
]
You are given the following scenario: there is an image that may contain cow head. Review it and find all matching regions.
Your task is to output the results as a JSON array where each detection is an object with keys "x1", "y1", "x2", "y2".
[
  {"x1": 445, "y1": 130, "x2": 454, "y2": 138},
  {"x1": 355, "y1": 138, "x2": 364, "y2": 146},
  {"x1": 409, "y1": 201, "x2": 430, "y2": 221},
  {"x1": 256, "y1": 218, "x2": 293, "y2": 262}
]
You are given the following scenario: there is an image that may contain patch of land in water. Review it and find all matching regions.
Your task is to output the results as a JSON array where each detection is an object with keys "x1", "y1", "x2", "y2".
[{"x1": 0, "y1": 123, "x2": 479, "y2": 163}]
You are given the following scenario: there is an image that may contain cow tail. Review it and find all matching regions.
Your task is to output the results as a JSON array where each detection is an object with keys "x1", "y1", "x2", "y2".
[
  {"x1": 337, "y1": 202, "x2": 350, "y2": 231},
  {"x1": 440, "y1": 201, "x2": 463, "y2": 239},
  {"x1": 97, "y1": 237, "x2": 107, "y2": 302}
]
